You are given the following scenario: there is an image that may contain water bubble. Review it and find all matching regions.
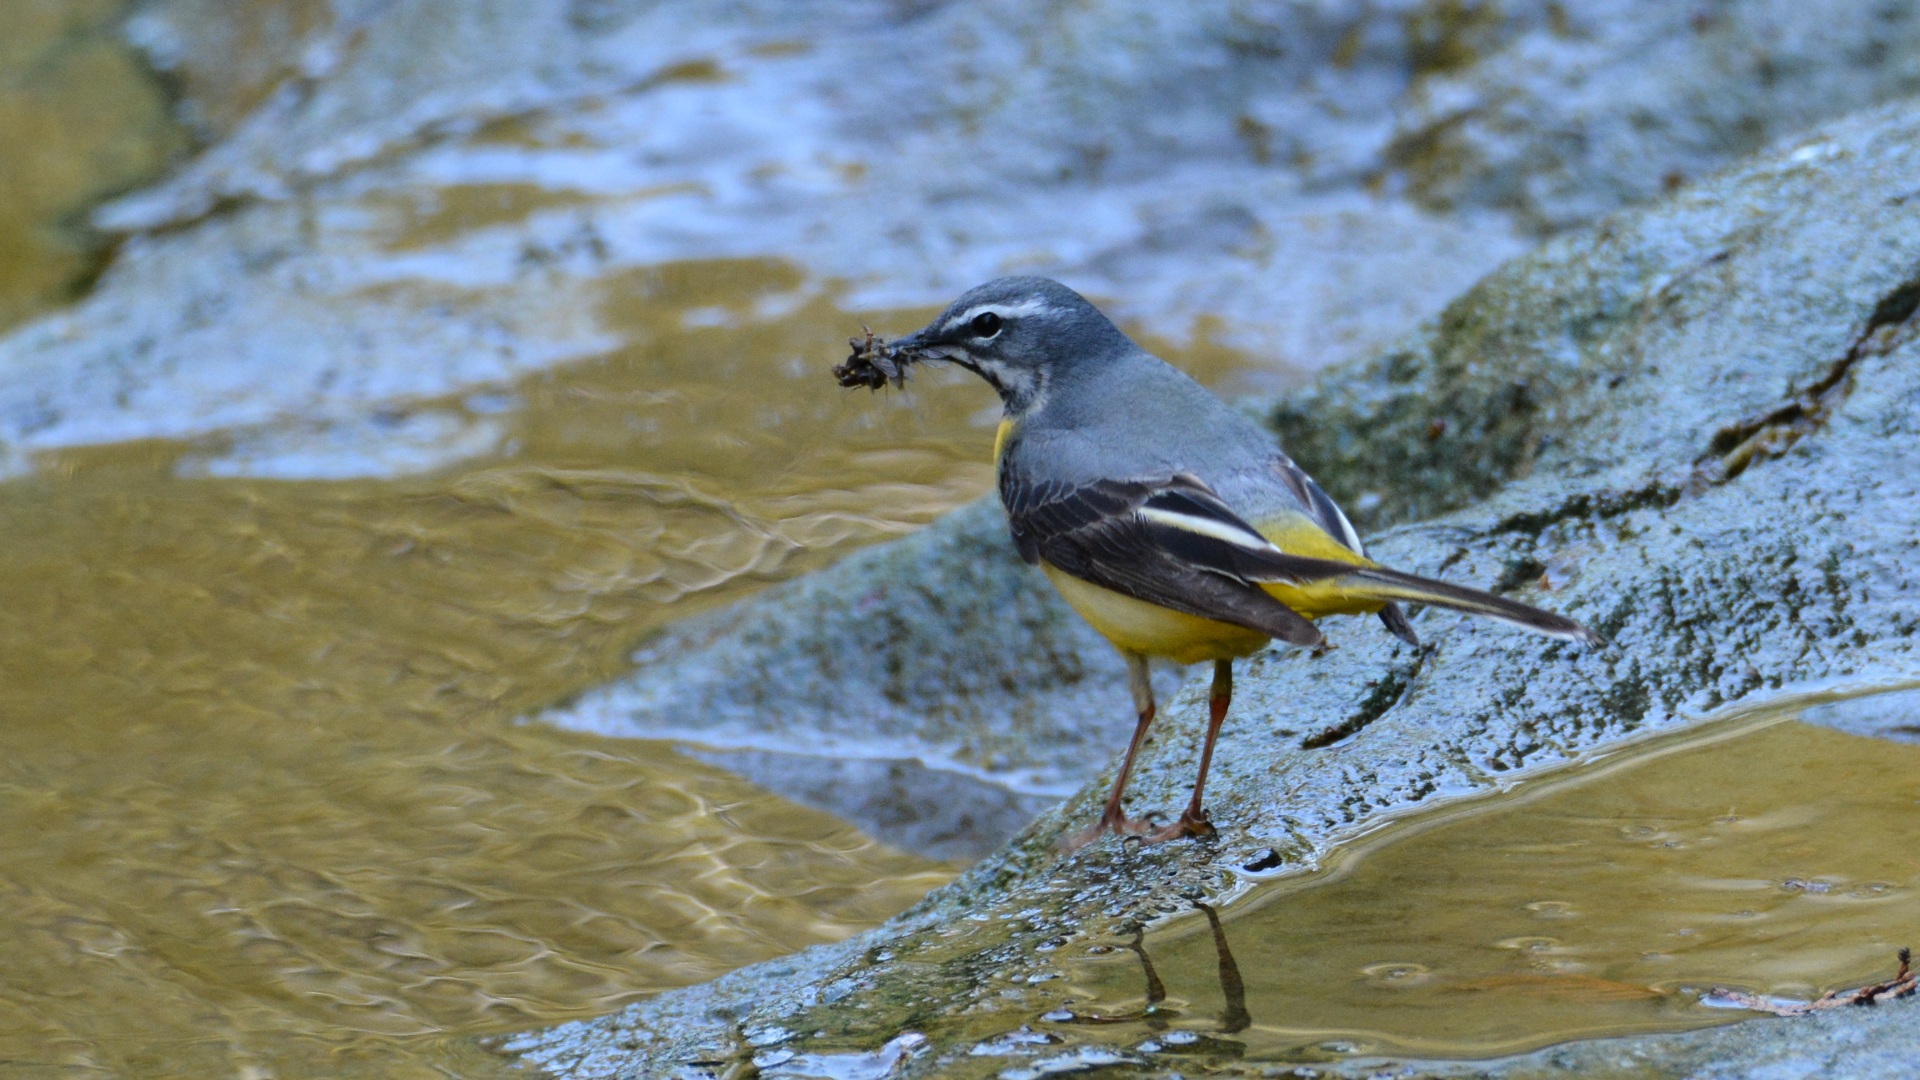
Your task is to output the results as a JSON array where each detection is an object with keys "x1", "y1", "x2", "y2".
[{"x1": 1361, "y1": 962, "x2": 1432, "y2": 984}]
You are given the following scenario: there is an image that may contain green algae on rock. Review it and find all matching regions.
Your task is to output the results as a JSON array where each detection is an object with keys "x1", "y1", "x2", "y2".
[
  {"x1": 0, "y1": 0, "x2": 186, "y2": 333},
  {"x1": 511, "y1": 98, "x2": 1920, "y2": 1076}
]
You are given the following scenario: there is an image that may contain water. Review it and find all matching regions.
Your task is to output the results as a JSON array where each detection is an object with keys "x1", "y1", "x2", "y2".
[
  {"x1": 0, "y1": 281, "x2": 968, "y2": 1076},
  {"x1": 7, "y1": 15, "x2": 1917, "y2": 1076},
  {"x1": 1046, "y1": 699, "x2": 1920, "y2": 1065},
  {"x1": 0, "y1": 246, "x2": 1270, "y2": 1076}
]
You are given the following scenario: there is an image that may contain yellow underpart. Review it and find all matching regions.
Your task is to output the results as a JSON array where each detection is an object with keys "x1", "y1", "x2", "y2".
[
  {"x1": 1043, "y1": 563, "x2": 1271, "y2": 663},
  {"x1": 1036, "y1": 510, "x2": 1388, "y2": 662},
  {"x1": 1249, "y1": 512, "x2": 1383, "y2": 621}
]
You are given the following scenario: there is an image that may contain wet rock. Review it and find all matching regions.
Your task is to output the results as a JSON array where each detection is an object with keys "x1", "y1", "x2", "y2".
[
  {"x1": 509, "y1": 99, "x2": 1920, "y2": 1076},
  {"x1": 13, "y1": 0, "x2": 1920, "y2": 477},
  {"x1": 1386, "y1": 1, "x2": 1920, "y2": 234},
  {"x1": 0, "y1": 0, "x2": 185, "y2": 332},
  {"x1": 682, "y1": 748, "x2": 1056, "y2": 865},
  {"x1": 1800, "y1": 686, "x2": 1920, "y2": 745}
]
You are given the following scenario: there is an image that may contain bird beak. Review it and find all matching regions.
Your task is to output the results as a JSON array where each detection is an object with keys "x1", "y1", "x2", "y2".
[
  {"x1": 890, "y1": 326, "x2": 975, "y2": 371},
  {"x1": 888, "y1": 327, "x2": 931, "y2": 353}
]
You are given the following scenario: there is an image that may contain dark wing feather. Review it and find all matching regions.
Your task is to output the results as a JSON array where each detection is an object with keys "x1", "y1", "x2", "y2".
[
  {"x1": 1001, "y1": 469, "x2": 1351, "y2": 648},
  {"x1": 1378, "y1": 601, "x2": 1420, "y2": 646},
  {"x1": 1273, "y1": 454, "x2": 1419, "y2": 646}
]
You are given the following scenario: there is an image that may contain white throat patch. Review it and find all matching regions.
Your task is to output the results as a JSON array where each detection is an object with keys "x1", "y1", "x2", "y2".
[{"x1": 974, "y1": 359, "x2": 1044, "y2": 410}]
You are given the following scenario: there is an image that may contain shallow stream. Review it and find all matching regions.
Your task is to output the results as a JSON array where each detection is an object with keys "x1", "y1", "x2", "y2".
[
  {"x1": 1046, "y1": 696, "x2": 1920, "y2": 1067},
  {"x1": 6, "y1": 21, "x2": 1918, "y2": 1079},
  {"x1": 0, "y1": 264, "x2": 968, "y2": 1077},
  {"x1": 0, "y1": 254, "x2": 1257, "y2": 1077}
]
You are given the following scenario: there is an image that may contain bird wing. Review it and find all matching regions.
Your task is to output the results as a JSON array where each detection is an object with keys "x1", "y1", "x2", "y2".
[
  {"x1": 1002, "y1": 461, "x2": 1601, "y2": 648},
  {"x1": 1269, "y1": 454, "x2": 1420, "y2": 646},
  {"x1": 1001, "y1": 468, "x2": 1363, "y2": 648},
  {"x1": 1270, "y1": 454, "x2": 1366, "y2": 552}
]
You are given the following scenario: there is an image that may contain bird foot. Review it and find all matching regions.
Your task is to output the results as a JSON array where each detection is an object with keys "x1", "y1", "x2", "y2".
[
  {"x1": 1142, "y1": 808, "x2": 1216, "y2": 845},
  {"x1": 1059, "y1": 811, "x2": 1155, "y2": 852}
]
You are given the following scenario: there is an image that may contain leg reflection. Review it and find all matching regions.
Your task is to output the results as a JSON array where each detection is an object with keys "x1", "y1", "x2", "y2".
[
  {"x1": 1053, "y1": 903, "x2": 1251, "y2": 1038},
  {"x1": 1194, "y1": 902, "x2": 1250, "y2": 1034},
  {"x1": 1123, "y1": 926, "x2": 1169, "y2": 1030}
]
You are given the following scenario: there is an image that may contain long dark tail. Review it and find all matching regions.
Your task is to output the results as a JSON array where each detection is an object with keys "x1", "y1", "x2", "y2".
[{"x1": 1339, "y1": 565, "x2": 1605, "y2": 645}]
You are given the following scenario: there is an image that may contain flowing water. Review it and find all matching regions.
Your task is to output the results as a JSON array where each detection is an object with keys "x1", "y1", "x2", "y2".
[
  {"x1": 8, "y1": 19, "x2": 1920, "y2": 1079},
  {"x1": 1, "y1": 23, "x2": 1266, "y2": 1067},
  {"x1": 0, "y1": 268, "x2": 961, "y2": 1078},
  {"x1": 1047, "y1": 696, "x2": 1920, "y2": 1066},
  {"x1": 0, "y1": 247, "x2": 1263, "y2": 1077}
]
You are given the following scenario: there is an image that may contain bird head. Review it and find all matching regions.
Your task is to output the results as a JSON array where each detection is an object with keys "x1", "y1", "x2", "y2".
[{"x1": 890, "y1": 277, "x2": 1131, "y2": 412}]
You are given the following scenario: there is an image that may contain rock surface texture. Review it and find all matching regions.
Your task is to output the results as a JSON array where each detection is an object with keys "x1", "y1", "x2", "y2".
[
  {"x1": 511, "y1": 99, "x2": 1920, "y2": 1077},
  {"x1": 11, "y1": 0, "x2": 1920, "y2": 476},
  {"x1": 531, "y1": 0, "x2": 1920, "y2": 846}
]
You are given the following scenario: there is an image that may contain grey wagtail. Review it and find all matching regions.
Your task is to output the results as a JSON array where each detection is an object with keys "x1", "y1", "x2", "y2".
[{"x1": 864, "y1": 277, "x2": 1601, "y2": 847}]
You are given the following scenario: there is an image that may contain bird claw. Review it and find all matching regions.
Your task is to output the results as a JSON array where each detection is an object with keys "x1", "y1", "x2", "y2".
[
  {"x1": 1059, "y1": 811, "x2": 1155, "y2": 852},
  {"x1": 1060, "y1": 800, "x2": 1224, "y2": 850},
  {"x1": 1142, "y1": 808, "x2": 1216, "y2": 845}
]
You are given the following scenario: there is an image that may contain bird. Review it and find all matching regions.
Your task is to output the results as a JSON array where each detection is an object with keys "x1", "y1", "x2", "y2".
[{"x1": 873, "y1": 276, "x2": 1602, "y2": 847}]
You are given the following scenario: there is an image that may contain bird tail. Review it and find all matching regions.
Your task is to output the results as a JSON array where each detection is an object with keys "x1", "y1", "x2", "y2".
[{"x1": 1332, "y1": 565, "x2": 1604, "y2": 645}]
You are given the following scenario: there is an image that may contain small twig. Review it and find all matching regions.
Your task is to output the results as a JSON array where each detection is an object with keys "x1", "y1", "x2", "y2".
[{"x1": 1708, "y1": 947, "x2": 1917, "y2": 1016}]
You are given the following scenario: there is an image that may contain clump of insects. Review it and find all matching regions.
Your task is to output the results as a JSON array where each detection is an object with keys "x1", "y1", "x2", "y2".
[{"x1": 832, "y1": 324, "x2": 917, "y2": 390}]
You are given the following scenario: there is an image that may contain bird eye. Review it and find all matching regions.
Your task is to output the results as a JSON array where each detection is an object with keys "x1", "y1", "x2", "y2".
[{"x1": 970, "y1": 311, "x2": 1003, "y2": 338}]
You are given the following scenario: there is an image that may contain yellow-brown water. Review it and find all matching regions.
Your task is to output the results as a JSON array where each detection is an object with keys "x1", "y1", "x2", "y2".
[
  {"x1": 1054, "y1": 704, "x2": 1920, "y2": 1063},
  {"x1": 0, "y1": 276, "x2": 972, "y2": 1078},
  {"x1": 5, "y1": 38, "x2": 1911, "y2": 1072},
  {"x1": 0, "y1": 246, "x2": 1268, "y2": 1077}
]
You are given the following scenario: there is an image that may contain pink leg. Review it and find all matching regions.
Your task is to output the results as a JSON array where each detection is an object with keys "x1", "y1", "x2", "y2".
[
  {"x1": 1147, "y1": 659, "x2": 1231, "y2": 843},
  {"x1": 1063, "y1": 653, "x2": 1156, "y2": 849}
]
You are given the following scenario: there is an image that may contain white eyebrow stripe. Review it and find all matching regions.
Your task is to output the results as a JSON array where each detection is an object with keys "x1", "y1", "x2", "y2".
[{"x1": 943, "y1": 297, "x2": 1055, "y2": 332}]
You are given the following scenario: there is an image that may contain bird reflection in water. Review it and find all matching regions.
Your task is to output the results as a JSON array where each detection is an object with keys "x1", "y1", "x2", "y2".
[{"x1": 1053, "y1": 901, "x2": 1251, "y2": 1051}]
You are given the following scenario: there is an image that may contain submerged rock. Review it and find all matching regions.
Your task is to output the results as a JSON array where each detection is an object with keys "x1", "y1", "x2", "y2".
[
  {"x1": 1800, "y1": 686, "x2": 1920, "y2": 745},
  {"x1": 549, "y1": 499, "x2": 1180, "y2": 859},
  {"x1": 511, "y1": 98, "x2": 1920, "y2": 1076}
]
